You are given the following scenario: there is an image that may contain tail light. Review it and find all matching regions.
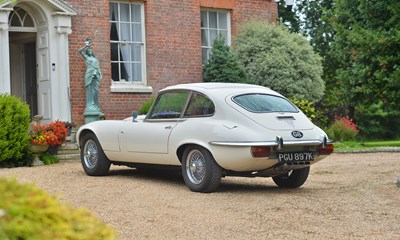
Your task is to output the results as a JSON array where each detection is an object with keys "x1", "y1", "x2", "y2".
[
  {"x1": 251, "y1": 146, "x2": 271, "y2": 158},
  {"x1": 319, "y1": 144, "x2": 334, "y2": 155}
]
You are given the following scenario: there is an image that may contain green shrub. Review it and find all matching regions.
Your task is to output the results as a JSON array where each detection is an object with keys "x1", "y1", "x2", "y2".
[
  {"x1": 355, "y1": 102, "x2": 400, "y2": 140},
  {"x1": 0, "y1": 94, "x2": 30, "y2": 163},
  {"x1": 0, "y1": 151, "x2": 33, "y2": 168},
  {"x1": 0, "y1": 178, "x2": 117, "y2": 240},
  {"x1": 40, "y1": 152, "x2": 59, "y2": 165},
  {"x1": 325, "y1": 116, "x2": 360, "y2": 141},
  {"x1": 290, "y1": 98, "x2": 316, "y2": 121},
  {"x1": 203, "y1": 36, "x2": 248, "y2": 83},
  {"x1": 233, "y1": 22, "x2": 325, "y2": 102},
  {"x1": 138, "y1": 97, "x2": 155, "y2": 115},
  {"x1": 290, "y1": 98, "x2": 329, "y2": 127}
]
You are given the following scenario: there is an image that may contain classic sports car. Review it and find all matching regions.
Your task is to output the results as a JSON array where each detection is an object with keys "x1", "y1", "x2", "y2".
[{"x1": 77, "y1": 83, "x2": 334, "y2": 192}]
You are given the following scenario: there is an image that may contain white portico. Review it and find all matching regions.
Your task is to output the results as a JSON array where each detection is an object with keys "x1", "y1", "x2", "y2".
[{"x1": 0, "y1": 0, "x2": 76, "y2": 122}]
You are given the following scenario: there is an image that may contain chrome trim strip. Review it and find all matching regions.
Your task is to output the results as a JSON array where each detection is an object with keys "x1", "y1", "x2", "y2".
[
  {"x1": 209, "y1": 139, "x2": 326, "y2": 147},
  {"x1": 209, "y1": 141, "x2": 279, "y2": 147}
]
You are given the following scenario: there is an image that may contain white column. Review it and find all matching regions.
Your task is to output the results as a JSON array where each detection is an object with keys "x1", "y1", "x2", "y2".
[
  {"x1": 53, "y1": 25, "x2": 72, "y2": 121},
  {"x1": 0, "y1": 9, "x2": 11, "y2": 94}
]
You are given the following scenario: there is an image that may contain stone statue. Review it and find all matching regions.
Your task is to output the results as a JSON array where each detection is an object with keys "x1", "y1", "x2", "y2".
[{"x1": 79, "y1": 38, "x2": 103, "y2": 123}]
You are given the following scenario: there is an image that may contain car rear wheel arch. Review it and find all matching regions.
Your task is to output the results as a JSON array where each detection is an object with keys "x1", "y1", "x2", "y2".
[
  {"x1": 181, "y1": 145, "x2": 223, "y2": 192},
  {"x1": 177, "y1": 143, "x2": 215, "y2": 164}
]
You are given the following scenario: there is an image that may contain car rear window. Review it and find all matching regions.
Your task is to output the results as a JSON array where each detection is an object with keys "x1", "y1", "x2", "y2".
[{"x1": 233, "y1": 94, "x2": 298, "y2": 113}]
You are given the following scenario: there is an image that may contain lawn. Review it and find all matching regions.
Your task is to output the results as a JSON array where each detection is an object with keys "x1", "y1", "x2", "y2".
[{"x1": 334, "y1": 140, "x2": 400, "y2": 152}]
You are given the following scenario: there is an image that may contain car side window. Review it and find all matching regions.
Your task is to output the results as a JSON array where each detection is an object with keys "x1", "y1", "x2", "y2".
[
  {"x1": 148, "y1": 91, "x2": 189, "y2": 119},
  {"x1": 184, "y1": 93, "x2": 215, "y2": 117}
]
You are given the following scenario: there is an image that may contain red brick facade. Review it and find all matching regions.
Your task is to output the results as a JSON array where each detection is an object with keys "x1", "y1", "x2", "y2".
[{"x1": 66, "y1": 0, "x2": 277, "y2": 125}]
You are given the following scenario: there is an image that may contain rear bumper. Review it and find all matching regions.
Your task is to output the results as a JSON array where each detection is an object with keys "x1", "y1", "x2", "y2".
[
  {"x1": 210, "y1": 138, "x2": 333, "y2": 148},
  {"x1": 208, "y1": 138, "x2": 333, "y2": 172}
]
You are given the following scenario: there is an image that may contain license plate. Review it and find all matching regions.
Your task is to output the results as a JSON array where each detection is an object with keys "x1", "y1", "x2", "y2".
[{"x1": 278, "y1": 152, "x2": 314, "y2": 162}]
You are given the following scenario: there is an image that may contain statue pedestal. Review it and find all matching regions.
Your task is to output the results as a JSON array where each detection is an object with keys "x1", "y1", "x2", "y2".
[{"x1": 84, "y1": 110, "x2": 102, "y2": 124}]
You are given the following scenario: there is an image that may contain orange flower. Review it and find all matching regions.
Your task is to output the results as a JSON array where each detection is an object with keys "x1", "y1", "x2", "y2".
[
  {"x1": 30, "y1": 120, "x2": 68, "y2": 146},
  {"x1": 44, "y1": 120, "x2": 68, "y2": 146},
  {"x1": 30, "y1": 125, "x2": 51, "y2": 145}
]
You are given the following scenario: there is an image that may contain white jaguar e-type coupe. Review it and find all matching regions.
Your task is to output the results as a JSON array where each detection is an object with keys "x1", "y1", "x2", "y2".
[{"x1": 77, "y1": 83, "x2": 334, "y2": 192}]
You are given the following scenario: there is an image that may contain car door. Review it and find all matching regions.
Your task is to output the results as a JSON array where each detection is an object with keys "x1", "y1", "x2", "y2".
[
  {"x1": 122, "y1": 121, "x2": 178, "y2": 154},
  {"x1": 123, "y1": 90, "x2": 190, "y2": 154}
]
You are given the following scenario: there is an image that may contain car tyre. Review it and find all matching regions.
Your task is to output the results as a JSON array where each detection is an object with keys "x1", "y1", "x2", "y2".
[
  {"x1": 272, "y1": 167, "x2": 310, "y2": 188},
  {"x1": 182, "y1": 146, "x2": 222, "y2": 193},
  {"x1": 80, "y1": 132, "x2": 111, "y2": 176}
]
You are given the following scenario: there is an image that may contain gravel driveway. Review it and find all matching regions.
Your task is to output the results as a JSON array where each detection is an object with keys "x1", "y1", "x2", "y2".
[{"x1": 1, "y1": 152, "x2": 399, "y2": 239}]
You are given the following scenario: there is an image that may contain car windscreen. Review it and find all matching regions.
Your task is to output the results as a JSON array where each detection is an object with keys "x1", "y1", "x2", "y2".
[{"x1": 232, "y1": 94, "x2": 298, "y2": 113}]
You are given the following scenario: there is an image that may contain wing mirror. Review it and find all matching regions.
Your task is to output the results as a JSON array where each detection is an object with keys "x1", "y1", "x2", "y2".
[{"x1": 132, "y1": 111, "x2": 138, "y2": 122}]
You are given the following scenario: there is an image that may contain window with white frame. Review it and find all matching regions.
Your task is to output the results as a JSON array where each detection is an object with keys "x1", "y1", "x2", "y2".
[
  {"x1": 110, "y1": 1, "x2": 149, "y2": 92},
  {"x1": 201, "y1": 9, "x2": 231, "y2": 65}
]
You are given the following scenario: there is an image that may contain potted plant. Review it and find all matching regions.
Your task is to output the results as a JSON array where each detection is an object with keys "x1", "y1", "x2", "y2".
[
  {"x1": 64, "y1": 121, "x2": 76, "y2": 136},
  {"x1": 29, "y1": 125, "x2": 55, "y2": 166},
  {"x1": 44, "y1": 120, "x2": 68, "y2": 155}
]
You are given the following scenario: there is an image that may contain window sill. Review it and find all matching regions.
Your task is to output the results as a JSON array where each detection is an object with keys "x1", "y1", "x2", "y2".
[{"x1": 110, "y1": 83, "x2": 153, "y2": 93}]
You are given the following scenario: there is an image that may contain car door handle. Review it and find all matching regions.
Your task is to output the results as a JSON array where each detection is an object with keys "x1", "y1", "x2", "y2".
[{"x1": 165, "y1": 126, "x2": 172, "y2": 129}]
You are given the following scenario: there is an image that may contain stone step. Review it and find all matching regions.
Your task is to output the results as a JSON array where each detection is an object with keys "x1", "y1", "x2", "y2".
[
  {"x1": 66, "y1": 130, "x2": 77, "y2": 143},
  {"x1": 58, "y1": 149, "x2": 80, "y2": 155},
  {"x1": 66, "y1": 135, "x2": 77, "y2": 143},
  {"x1": 56, "y1": 142, "x2": 80, "y2": 162},
  {"x1": 61, "y1": 142, "x2": 79, "y2": 149},
  {"x1": 58, "y1": 153, "x2": 81, "y2": 161},
  {"x1": 58, "y1": 144, "x2": 79, "y2": 154}
]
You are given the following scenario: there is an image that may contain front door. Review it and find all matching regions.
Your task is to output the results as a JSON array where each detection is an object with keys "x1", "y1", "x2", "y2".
[
  {"x1": 25, "y1": 42, "x2": 38, "y2": 119},
  {"x1": 9, "y1": 32, "x2": 38, "y2": 119}
]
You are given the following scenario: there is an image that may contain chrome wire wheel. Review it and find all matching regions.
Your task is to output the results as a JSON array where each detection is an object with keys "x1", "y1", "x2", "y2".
[
  {"x1": 185, "y1": 149, "x2": 206, "y2": 184},
  {"x1": 182, "y1": 146, "x2": 222, "y2": 192},
  {"x1": 83, "y1": 139, "x2": 98, "y2": 170}
]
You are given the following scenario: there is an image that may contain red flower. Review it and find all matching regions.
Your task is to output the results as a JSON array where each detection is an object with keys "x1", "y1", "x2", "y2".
[
  {"x1": 43, "y1": 120, "x2": 68, "y2": 146},
  {"x1": 335, "y1": 116, "x2": 360, "y2": 133},
  {"x1": 30, "y1": 125, "x2": 57, "y2": 145}
]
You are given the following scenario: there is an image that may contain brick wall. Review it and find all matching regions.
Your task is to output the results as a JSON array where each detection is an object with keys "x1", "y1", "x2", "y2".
[{"x1": 66, "y1": 0, "x2": 277, "y2": 125}]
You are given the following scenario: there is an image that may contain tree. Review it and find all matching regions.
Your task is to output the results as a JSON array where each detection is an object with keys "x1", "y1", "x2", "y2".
[
  {"x1": 332, "y1": 0, "x2": 400, "y2": 112},
  {"x1": 233, "y1": 22, "x2": 324, "y2": 102},
  {"x1": 202, "y1": 36, "x2": 248, "y2": 83},
  {"x1": 279, "y1": 0, "x2": 341, "y2": 119},
  {"x1": 277, "y1": 0, "x2": 300, "y2": 33},
  {"x1": 278, "y1": 0, "x2": 335, "y2": 58}
]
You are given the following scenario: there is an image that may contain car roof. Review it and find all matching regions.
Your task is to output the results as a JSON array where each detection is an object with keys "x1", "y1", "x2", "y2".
[{"x1": 161, "y1": 82, "x2": 281, "y2": 97}]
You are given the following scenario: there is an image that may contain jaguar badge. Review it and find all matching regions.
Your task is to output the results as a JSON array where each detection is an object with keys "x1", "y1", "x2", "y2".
[{"x1": 291, "y1": 131, "x2": 303, "y2": 138}]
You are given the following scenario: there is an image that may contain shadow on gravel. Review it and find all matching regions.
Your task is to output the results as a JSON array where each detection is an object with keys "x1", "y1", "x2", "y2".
[
  {"x1": 217, "y1": 180, "x2": 313, "y2": 194},
  {"x1": 108, "y1": 168, "x2": 183, "y2": 185},
  {"x1": 106, "y1": 168, "x2": 313, "y2": 194}
]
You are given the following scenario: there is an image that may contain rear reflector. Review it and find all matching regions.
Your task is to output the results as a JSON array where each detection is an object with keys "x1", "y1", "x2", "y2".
[
  {"x1": 319, "y1": 144, "x2": 334, "y2": 155},
  {"x1": 251, "y1": 147, "x2": 271, "y2": 158}
]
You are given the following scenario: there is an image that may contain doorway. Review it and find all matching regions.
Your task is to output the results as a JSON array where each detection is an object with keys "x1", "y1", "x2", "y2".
[{"x1": 9, "y1": 32, "x2": 38, "y2": 119}]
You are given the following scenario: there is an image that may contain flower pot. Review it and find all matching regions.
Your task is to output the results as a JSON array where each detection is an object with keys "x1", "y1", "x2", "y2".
[
  {"x1": 47, "y1": 145, "x2": 60, "y2": 155},
  {"x1": 29, "y1": 143, "x2": 49, "y2": 166},
  {"x1": 29, "y1": 143, "x2": 49, "y2": 154}
]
